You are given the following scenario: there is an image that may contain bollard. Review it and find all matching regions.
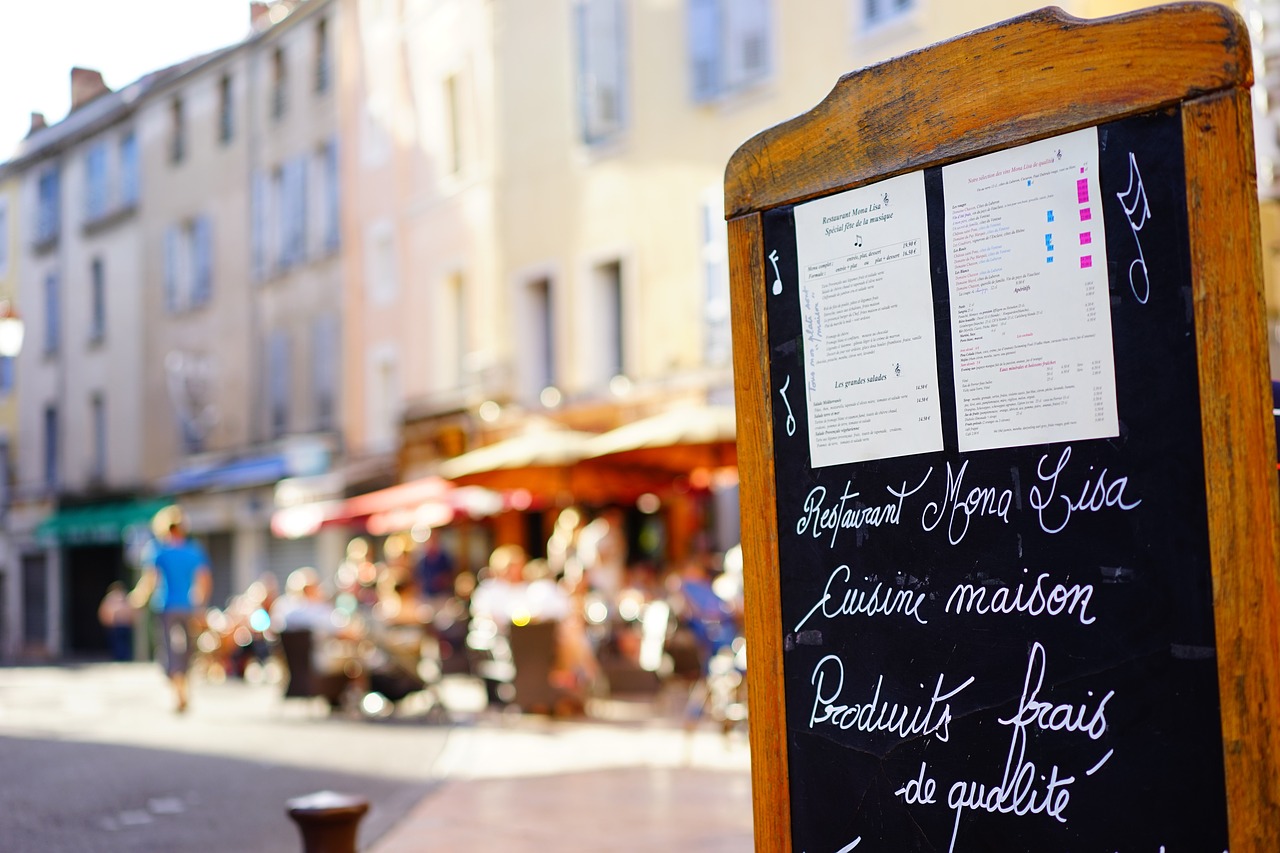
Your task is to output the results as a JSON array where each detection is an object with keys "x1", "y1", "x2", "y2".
[{"x1": 285, "y1": 790, "x2": 370, "y2": 853}]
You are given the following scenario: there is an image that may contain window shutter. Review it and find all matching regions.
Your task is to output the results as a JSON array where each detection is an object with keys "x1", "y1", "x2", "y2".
[
  {"x1": 164, "y1": 226, "x2": 180, "y2": 313},
  {"x1": 688, "y1": 0, "x2": 722, "y2": 102},
  {"x1": 325, "y1": 139, "x2": 340, "y2": 251},
  {"x1": 296, "y1": 156, "x2": 308, "y2": 261},
  {"x1": 192, "y1": 217, "x2": 213, "y2": 306},
  {"x1": 727, "y1": 0, "x2": 769, "y2": 87},
  {"x1": 251, "y1": 170, "x2": 266, "y2": 280},
  {"x1": 119, "y1": 133, "x2": 139, "y2": 208}
]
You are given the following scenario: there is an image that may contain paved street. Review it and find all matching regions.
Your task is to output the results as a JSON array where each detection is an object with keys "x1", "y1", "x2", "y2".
[{"x1": 0, "y1": 663, "x2": 753, "y2": 851}]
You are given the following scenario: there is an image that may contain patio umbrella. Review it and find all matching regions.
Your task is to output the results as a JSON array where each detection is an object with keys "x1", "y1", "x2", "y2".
[{"x1": 581, "y1": 404, "x2": 738, "y2": 473}]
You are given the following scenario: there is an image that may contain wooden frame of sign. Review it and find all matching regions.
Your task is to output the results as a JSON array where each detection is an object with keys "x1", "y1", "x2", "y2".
[{"x1": 725, "y1": 3, "x2": 1280, "y2": 851}]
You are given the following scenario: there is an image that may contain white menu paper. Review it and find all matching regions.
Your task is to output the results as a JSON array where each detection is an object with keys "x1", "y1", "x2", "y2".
[
  {"x1": 942, "y1": 127, "x2": 1118, "y2": 452},
  {"x1": 793, "y1": 170, "x2": 943, "y2": 468}
]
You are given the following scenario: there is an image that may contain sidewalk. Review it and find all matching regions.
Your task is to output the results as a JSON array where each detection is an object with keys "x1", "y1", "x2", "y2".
[{"x1": 369, "y1": 692, "x2": 755, "y2": 852}]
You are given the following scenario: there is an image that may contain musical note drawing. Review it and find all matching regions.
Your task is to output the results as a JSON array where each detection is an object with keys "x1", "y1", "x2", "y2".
[
  {"x1": 1116, "y1": 151, "x2": 1151, "y2": 304},
  {"x1": 779, "y1": 374, "x2": 797, "y2": 436},
  {"x1": 853, "y1": 234, "x2": 864, "y2": 248},
  {"x1": 768, "y1": 249, "x2": 783, "y2": 295}
]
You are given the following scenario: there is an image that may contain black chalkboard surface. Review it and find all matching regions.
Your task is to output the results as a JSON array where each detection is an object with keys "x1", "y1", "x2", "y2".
[{"x1": 760, "y1": 108, "x2": 1228, "y2": 851}]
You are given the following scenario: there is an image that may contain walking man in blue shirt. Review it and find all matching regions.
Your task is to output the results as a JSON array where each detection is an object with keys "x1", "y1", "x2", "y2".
[{"x1": 130, "y1": 507, "x2": 212, "y2": 713}]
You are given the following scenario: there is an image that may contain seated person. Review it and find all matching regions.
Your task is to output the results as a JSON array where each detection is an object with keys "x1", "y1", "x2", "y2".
[{"x1": 271, "y1": 567, "x2": 365, "y2": 707}]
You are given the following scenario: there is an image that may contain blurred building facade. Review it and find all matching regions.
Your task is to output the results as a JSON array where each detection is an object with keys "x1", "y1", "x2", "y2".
[
  {"x1": 2, "y1": 68, "x2": 167, "y2": 659},
  {"x1": 0, "y1": 0, "x2": 1257, "y2": 658},
  {"x1": 139, "y1": 0, "x2": 348, "y2": 611},
  {"x1": 0, "y1": 171, "x2": 18, "y2": 656},
  {"x1": 0, "y1": 1, "x2": 348, "y2": 658}
]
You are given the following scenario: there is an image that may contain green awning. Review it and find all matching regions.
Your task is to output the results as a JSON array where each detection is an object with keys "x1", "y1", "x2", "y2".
[{"x1": 35, "y1": 498, "x2": 172, "y2": 546}]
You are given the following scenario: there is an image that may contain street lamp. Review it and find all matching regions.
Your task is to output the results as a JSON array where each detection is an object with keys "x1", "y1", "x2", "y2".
[{"x1": 0, "y1": 301, "x2": 24, "y2": 358}]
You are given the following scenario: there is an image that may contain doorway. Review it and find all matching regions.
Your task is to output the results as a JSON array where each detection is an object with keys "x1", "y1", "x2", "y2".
[{"x1": 64, "y1": 544, "x2": 125, "y2": 656}]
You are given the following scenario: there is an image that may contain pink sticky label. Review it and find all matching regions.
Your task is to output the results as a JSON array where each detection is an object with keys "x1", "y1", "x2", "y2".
[
  {"x1": 1080, "y1": 256, "x2": 1093, "y2": 269},
  {"x1": 1076, "y1": 179, "x2": 1089, "y2": 203},
  {"x1": 1079, "y1": 232, "x2": 1092, "y2": 245},
  {"x1": 1079, "y1": 207, "x2": 1092, "y2": 222}
]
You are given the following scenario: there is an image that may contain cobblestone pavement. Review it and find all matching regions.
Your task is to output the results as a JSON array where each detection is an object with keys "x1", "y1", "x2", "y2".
[
  {"x1": 0, "y1": 662, "x2": 451, "y2": 852},
  {"x1": 0, "y1": 663, "x2": 755, "y2": 852}
]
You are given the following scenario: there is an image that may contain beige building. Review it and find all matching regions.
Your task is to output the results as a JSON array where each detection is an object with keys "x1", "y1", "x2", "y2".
[
  {"x1": 0, "y1": 0, "x2": 347, "y2": 658},
  {"x1": 138, "y1": 0, "x2": 347, "y2": 600},
  {"x1": 3, "y1": 68, "x2": 170, "y2": 658},
  {"x1": 0, "y1": 171, "x2": 20, "y2": 657},
  {"x1": 335, "y1": 0, "x2": 1159, "y2": 568},
  {"x1": 0, "y1": 0, "x2": 1256, "y2": 657}
]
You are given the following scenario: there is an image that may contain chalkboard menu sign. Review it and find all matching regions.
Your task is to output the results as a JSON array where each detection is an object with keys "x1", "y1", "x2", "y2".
[
  {"x1": 763, "y1": 107, "x2": 1225, "y2": 852},
  {"x1": 725, "y1": 6, "x2": 1280, "y2": 852}
]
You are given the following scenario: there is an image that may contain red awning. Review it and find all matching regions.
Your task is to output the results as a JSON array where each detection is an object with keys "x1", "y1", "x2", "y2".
[{"x1": 271, "y1": 476, "x2": 503, "y2": 539}]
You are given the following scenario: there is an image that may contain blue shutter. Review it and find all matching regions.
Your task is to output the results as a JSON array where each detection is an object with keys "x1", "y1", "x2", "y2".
[
  {"x1": 688, "y1": 0, "x2": 721, "y2": 102},
  {"x1": 574, "y1": 2, "x2": 591, "y2": 143},
  {"x1": 164, "y1": 226, "x2": 180, "y2": 312},
  {"x1": 269, "y1": 331, "x2": 291, "y2": 437},
  {"x1": 295, "y1": 156, "x2": 308, "y2": 262},
  {"x1": 312, "y1": 313, "x2": 339, "y2": 430},
  {"x1": 251, "y1": 170, "x2": 266, "y2": 280},
  {"x1": 120, "y1": 133, "x2": 139, "y2": 207},
  {"x1": 275, "y1": 168, "x2": 289, "y2": 269},
  {"x1": 192, "y1": 217, "x2": 212, "y2": 306},
  {"x1": 325, "y1": 139, "x2": 340, "y2": 251},
  {"x1": 44, "y1": 273, "x2": 59, "y2": 354}
]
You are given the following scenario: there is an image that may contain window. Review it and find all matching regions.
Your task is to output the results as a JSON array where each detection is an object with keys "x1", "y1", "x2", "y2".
[
  {"x1": 89, "y1": 257, "x2": 106, "y2": 343},
  {"x1": 268, "y1": 331, "x2": 291, "y2": 438},
  {"x1": 862, "y1": 0, "x2": 914, "y2": 30},
  {"x1": 594, "y1": 260, "x2": 624, "y2": 381},
  {"x1": 43, "y1": 272, "x2": 59, "y2": 355},
  {"x1": 218, "y1": 74, "x2": 234, "y2": 143},
  {"x1": 35, "y1": 166, "x2": 60, "y2": 245},
  {"x1": 180, "y1": 412, "x2": 204, "y2": 455},
  {"x1": 170, "y1": 96, "x2": 186, "y2": 163},
  {"x1": 43, "y1": 405, "x2": 58, "y2": 489},
  {"x1": 443, "y1": 272, "x2": 468, "y2": 389},
  {"x1": 574, "y1": 0, "x2": 627, "y2": 145},
  {"x1": 278, "y1": 158, "x2": 307, "y2": 268},
  {"x1": 315, "y1": 18, "x2": 331, "y2": 93},
  {"x1": 444, "y1": 74, "x2": 463, "y2": 175},
  {"x1": 90, "y1": 393, "x2": 106, "y2": 483},
  {"x1": 272, "y1": 47, "x2": 287, "y2": 118},
  {"x1": 312, "y1": 313, "x2": 338, "y2": 431},
  {"x1": 701, "y1": 194, "x2": 731, "y2": 365},
  {"x1": 0, "y1": 198, "x2": 9, "y2": 277},
  {"x1": 84, "y1": 142, "x2": 109, "y2": 222},
  {"x1": 314, "y1": 139, "x2": 340, "y2": 253},
  {"x1": 526, "y1": 277, "x2": 555, "y2": 400},
  {"x1": 0, "y1": 357, "x2": 14, "y2": 396},
  {"x1": 191, "y1": 217, "x2": 213, "y2": 306},
  {"x1": 251, "y1": 169, "x2": 268, "y2": 280},
  {"x1": 119, "y1": 132, "x2": 138, "y2": 208},
  {"x1": 164, "y1": 217, "x2": 213, "y2": 313},
  {"x1": 164, "y1": 226, "x2": 182, "y2": 312},
  {"x1": 365, "y1": 220, "x2": 398, "y2": 305},
  {"x1": 689, "y1": 0, "x2": 772, "y2": 103},
  {"x1": 365, "y1": 344, "x2": 399, "y2": 453}
]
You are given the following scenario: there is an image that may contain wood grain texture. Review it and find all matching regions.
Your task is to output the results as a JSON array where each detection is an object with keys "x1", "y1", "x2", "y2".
[
  {"x1": 727, "y1": 212, "x2": 791, "y2": 853},
  {"x1": 725, "y1": 2, "x2": 1251, "y2": 219},
  {"x1": 726, "y1": 4, "x2": 1277, "y2": 849},
  {"x1": 1184, "y1": 88, "x2": 1280, "y2": 850}
]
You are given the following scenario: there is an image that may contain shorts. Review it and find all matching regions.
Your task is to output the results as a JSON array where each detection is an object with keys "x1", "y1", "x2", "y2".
[{"x1": 158, "y1": 610, "x2": 194, "y2": 678}]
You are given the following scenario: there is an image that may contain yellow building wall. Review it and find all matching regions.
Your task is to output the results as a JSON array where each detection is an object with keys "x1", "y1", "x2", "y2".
[{"x1": 491, "y1": 0, "x2": 1171, "y2": 406}]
